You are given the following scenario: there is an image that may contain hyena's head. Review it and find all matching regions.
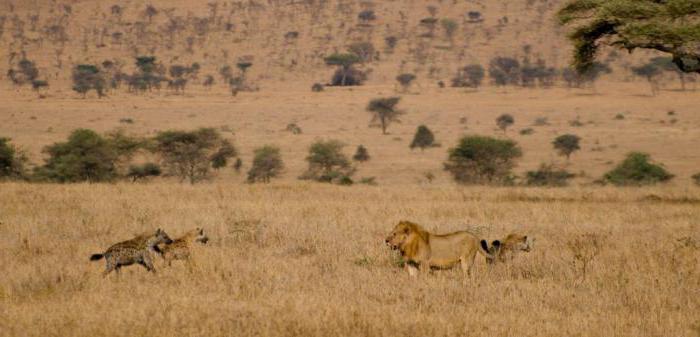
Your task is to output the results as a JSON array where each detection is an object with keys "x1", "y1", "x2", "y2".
[
  {"x1": 150, "y1": 228, "x2": 174, "y2": 247},
  {"x1": 194, "y1": 227, "x2": 209, "y2": 244}
]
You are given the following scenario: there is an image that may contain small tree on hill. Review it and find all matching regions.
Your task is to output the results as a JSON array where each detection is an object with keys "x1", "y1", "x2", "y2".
[
  {"x1": 325, "y1": 53, "x2": 364, "y2": 86},
  {"x1": 72, "y1": 64, "x2": 106, "y2": 97},
  {"x1": 604, "y1": 152, "x2": 673, "y2": 186},
  {"x1": 353, "y1": 145, "x2": 370, "y2": 162},
  {"x1": 300, "y1": 140, "x2": 354, "y2": 183},
  {"x1": 0, "y1": 137, "x2": 27, "y2": 180},
  {"x1": 444, "y1": 135, "x2": 522, "y2": 185},
  {"x1": 496, "y1": 114, "x2": 514, "y2": 133},
  {"x1": 153, "y1": 128, "x2": 235, "y2": 184},
  {"x1": 410, "y1": 125, "x2": 435, "y2": 151},
  {"x1": 367, "y1": 97, "x2": 404, "y2": 134},
  {"x1": 247, "y1": 145, "x2": 283, "y2": 183},
  {"x1": 396, "y1": 73, "x2": 416, "y2": 92},
  {"x1": 553, "y1": 134, "x2": 581, "y2": 161},
  {"x1": 489, "y1": 57, "x2": 520, "y2": 86}
]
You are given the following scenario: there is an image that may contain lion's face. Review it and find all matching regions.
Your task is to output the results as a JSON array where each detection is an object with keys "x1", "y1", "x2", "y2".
[
  {"x1": 385, "y1": 221, "x2": 412, "y2": 249},
  {"x1": 513, "y1": 235, "x2": 534, "y2": 252}
]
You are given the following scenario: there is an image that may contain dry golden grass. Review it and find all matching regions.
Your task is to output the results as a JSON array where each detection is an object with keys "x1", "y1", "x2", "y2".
[{"x1": 1, "y1": 182, "x2": 699, "y2": 336}]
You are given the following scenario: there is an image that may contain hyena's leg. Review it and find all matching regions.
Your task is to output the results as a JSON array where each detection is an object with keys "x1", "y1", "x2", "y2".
[
  {"x1": 141, "y1": 253, "x2": 156, "y2": 273},
  {"x1": 102, "y1": 257, "x2": 116, "y2": 277}
]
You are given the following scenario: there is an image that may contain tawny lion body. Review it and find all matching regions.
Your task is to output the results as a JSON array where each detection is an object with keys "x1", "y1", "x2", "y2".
[
  {"x1": 385, "y1": 221, "x2": 493, "y2": 276},
  {"x1": 90, "y1": 229, "x2": 173, "y2": 276},
  {"x1": 480, "y1": 233, "x2": 533, "y2": 264},
  {"x1": 156, "y1": 227, "x2": 209, "y2": 266}
]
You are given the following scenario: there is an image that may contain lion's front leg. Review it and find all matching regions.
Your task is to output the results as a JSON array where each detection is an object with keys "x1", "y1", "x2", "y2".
[{"x1": 405, "y1": 262, "x2": 419, "y2": 277}]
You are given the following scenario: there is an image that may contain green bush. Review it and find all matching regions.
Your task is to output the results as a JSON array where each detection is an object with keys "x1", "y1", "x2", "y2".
[
  {"x1": 526, "y1": 164, "x2": 574, "y2": 187},
  {"x1": 300, "y1": 140, "x2": 354, "y2": 184},
  {"x1": 444, "y1": 135, "x2": 522, "y2": 185},
  {"x1": 0, "y1": 137, "x2": 27, "y2": 180},
  {"x1": 410, "y1": 125, "x2": 435, "y2": 151},
  {"x1": 35, "y1": 129, "x2": 138, "y2": 182},
  {"x1": 603, "y1": 152, "x2": 673, "y2": 186},
  {"x1": 247, "y1": 145, "x2": 283, "y2": 183}
]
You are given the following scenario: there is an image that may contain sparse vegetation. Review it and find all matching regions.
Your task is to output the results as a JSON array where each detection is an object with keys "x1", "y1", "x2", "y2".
[
  {"x1": 72, "y1": 64, "x2": 106, "y2": 97},
  {"x1": 324, "y1": 53, "x2": 364, "y2": 86},
  {"x1": 604, "y1": 152, "x2": 674, "y2": 186},
  {"x1": 444, "y1": 135, "x2": 522, "y2": 185},
  {"x1": 396, "y1": 73, "x2": 416, "y2": 92},
  {"x1": 451, "y1": 64, "x2": 485, "y2": 89}
]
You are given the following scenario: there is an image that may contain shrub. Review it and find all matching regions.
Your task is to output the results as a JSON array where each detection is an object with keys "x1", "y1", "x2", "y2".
[
  {"x1": 553, "y1": 134, "x2": 581, "y2": 160},
  {"x1": 451, "y1": 64, "x2": 484, "y2": 88},
  {"x1": 286, "y1": 123, "x2": 303, "y2": 134},
  {"x1": 631, "y1": 62, "x2": 662, "y2": 95},
  {"x1": 410, "y1": 125, "x2": 435, "y2": 151},
  {"x1": 35, "y1": 129, "x2": 137, "y2": 182},
  {"x1": 358, "y1": 10, "x2": 376, "y2": 22},
  {"x1": 496, "y1": 114, "x2": 514, "y2": 133},
  {"x1": 396, "y1": 73, "x2": 416, "y2": 92},
  {"x1": 311, "y1": 83, "x2": 324, "y2": 92},
  {"x1": 444, "y1": 135, "x2": 522, "y2": 185},
  {"x1": 526, "y1": 164, "x2": 574, "y2": 186},
  {"x1": 8, "y1": 58, "x2": 40, "y2": 87},
  {"x1": 233, "y1": 158, "x2": 243, "y2": 173},
  {"x1": 210, "y1": 140, "x2": 237, "y2": 169},
  {"x1": 247, "y1": 145, "x2": 283, "y2": 183},
  {"x1": 0, "y1": 137, "x2": 27, "y2": 179},
  {"x1": 300, "y1": 140, "x2": 354, "y2": 183},
  {"x1": 489, "y1": 57, "x2": 520, "y2": 86},
  {"x1": 692, "y1": 173, "x2": 700, "y2": 186},
  {"x1": 127, "y1": 163, "x2": 161, "y2": 182},
  {"x1": 440, "y1": 18, "x2": 458, "y2": 40},
  {"x1": 384, "y1": 36, "x2": 398, "y2": 51},
  {"x1": 152, "y1": 128, "x2": 235, "y2": 184},
  {"x1": 603, "y1": 152, "x2": 673, "y2": 186},
  {"x1": 72, "y1": 64, "x2": 106, "y2": 97},
  {"x1": 519, "y1": 128, "x2": 534, "y2": 135},
  {"x1": 353, "y1": 145, "x2": 370, "y2": 162},
  {"x1": 367, "y1": 97, "x2": 404, "y2": 134}
]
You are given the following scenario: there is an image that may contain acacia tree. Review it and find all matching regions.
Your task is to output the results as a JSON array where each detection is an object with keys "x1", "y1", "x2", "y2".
[
  {"x1": 153, "y1": 128, "x2": 235, "y2": 184},
  {"x1": 247, "y1": 145, "x2": 283, "y2": 183},
  {"x1": 410, "y1": 125, "x2": 436, "y2": 151},
  {"x1": 558, "y1": 0, "x2": 700, "y2": 74},
  {"x1": 553, "y1": 134, "x2": 581, "y2": 161},
  {"x1": 324, "y1": 53, "x2": 363, "y2": 86},
  {"x1": 367, "y1": 97, "x2": 404, "y2": 134}
]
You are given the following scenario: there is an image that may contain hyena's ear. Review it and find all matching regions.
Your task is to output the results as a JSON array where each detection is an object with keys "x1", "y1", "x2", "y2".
[
  {"x1": 492, "y1": 240, "x2": 501, "y2": 247},
  {"x1": 156, "y1": 228, "x2": 163, "y2": 234}
]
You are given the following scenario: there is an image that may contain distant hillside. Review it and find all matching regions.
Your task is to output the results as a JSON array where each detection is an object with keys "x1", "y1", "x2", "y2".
[{"x1": 0, "y1": 0, "x2": 670, "y2": 91}]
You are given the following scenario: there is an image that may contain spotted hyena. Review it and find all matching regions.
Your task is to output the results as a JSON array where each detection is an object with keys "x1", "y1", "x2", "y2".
[
  {"x1": 90, "y1": 228, "x2": 173, "y2": 276},
  {"x1": 156, "y1": 227, "x2": 209, "y2": 267}
]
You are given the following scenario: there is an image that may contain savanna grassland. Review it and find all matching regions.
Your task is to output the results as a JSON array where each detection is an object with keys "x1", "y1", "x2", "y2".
[
  {"x1": 1, "y1": 183, "x2": 699, "y2": 337},
  {"x1": 2, "y1": 0, "x2": 700, "y2": 336}
]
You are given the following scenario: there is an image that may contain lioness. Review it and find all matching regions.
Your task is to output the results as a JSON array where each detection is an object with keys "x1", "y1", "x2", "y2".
[
  {"x1": 384, "y1": 221, "x2": 494, "y2": 276},
  {"x1": 480, "y1": 233, "x2": 534, "y2": 264}
]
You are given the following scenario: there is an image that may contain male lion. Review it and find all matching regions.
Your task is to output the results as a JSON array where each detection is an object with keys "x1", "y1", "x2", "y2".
[
  {"x1": 385, "y1": 220, "x2": 493, "y2": 276},
  {"x1": 480, "y1": 233, "x2": 534, "y2": 264}
]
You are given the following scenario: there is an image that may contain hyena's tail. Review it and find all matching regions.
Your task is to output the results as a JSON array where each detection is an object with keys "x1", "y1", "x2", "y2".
[{"x1": 90, "y1": 253, "x2": 104, "y2": 261}]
